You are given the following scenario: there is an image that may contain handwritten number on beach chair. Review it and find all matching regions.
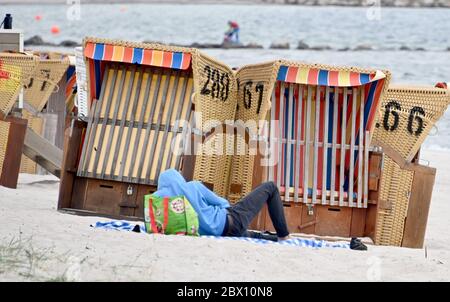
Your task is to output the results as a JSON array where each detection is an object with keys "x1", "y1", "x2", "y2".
[
  {"x1": 255, "y1": 82, "x2": 264, "y2": 114},
  {"x1": 201, "y1": 66, "x2": 230, "y2": 102},
  {"x1": 408, "y1": 106, "x2": 425, "y2": 136},
  {"x1": 383, "y1": 101, "x2": 426, "y2": 136},
  {"x1": 242, "y1": 81, "x2": 265, "y2": 114},
  {"x1": 201, "y1": 66, "x2": 212, "y2": 96},
  {"x1": 383, "y1": 101, "x2": 401, "y2": 131},
  {"x1": 211, "y1": 69, "x2": 220, "y2": 98},
  {"x1": 243, "y1": 81, "x2": 253, "y2": 109},
  {"x1": 220, "y1": 73, "x2": 230, "y2": 101}
]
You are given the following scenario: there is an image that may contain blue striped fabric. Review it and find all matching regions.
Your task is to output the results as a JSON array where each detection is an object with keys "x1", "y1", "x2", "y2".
[{"x1": 91, "y1": 220, "x2": 350, "y2": 249}]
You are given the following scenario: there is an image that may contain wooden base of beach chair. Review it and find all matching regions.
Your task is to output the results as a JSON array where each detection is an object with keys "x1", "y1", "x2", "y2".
[
  {"x1": 251, "y1": 203, "x2": 369, "y2": 238},
  {"x1": 0, "y1": 116, "x2": 28, "y2": 188},
  {"x1": 249, "y1": 151, "x2": 383, "y2": 239}
]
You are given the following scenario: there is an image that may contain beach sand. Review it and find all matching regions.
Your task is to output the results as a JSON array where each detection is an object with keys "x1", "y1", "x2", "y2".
[{"x1": 1, "y1": 149, "x2": 449, "y2": 281}]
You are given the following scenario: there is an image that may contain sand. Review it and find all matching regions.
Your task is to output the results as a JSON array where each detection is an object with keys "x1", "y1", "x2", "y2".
[{"x1": 1, "y1": 149, "x2": 449, "y2": 282}]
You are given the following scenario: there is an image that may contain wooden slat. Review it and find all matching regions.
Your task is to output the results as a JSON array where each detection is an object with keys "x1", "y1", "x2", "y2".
[
  {"x1": 357, "y1": 86, "x2": 365, "y2": 208},
  {"x1": 294, "y1": 85, "x2": 303, "y2": 203},
  {"x1": 103, "y1": 67, "x2": 135, "y2": 179},
  {"x1": 284, "y1": 84, "x2": 294, "y2": 202},
  {"x1": 136, "y1": 70, "x2": 162, "y2": 182},
  {"x1": 269, "y1": 87, "x2": 276, "y2": 182},
  {"x1": 117, "y1": 68, "x2": 143, "y2": 180},
  {"x1": 339, "y1": 88, "x2": 347, "y2": 207},
  {"x1": 22, "y1": 128, "x2": 62, "y2": 178},
  {"x1": 145, "y1": 70, "x2": 172, "y2": 183},
  {"x1": 128, "y1": 68, "x2": 154, "y2": 182},
  {"x1": 155, "y1": 71, "x2": 180, "y2": 180},
  {"x1": 165, "y1": 72, "x2": 189, "y2": 171},
  {"x1": 330, "y1": 87, "x2": 339, "y2": 206},
  {"x1": 364, "y1": 131, "x2": 369, "y2": 208},
  {"x1": 78, "y1": 99, "x2": 98, "y2": 175},
  {"x1": 175, "y1": 78, "x2": 194, "y2": 169},
  {"x1": 93, "y1": 66, "x2": 125, "y2": 178},
  {"x1": 303, "y1": 86, "x2": 312, "y2": 203},
  {"x1": 321, "y1": 87, "x2": 330, "y2": 205},
  {"x1": 312, "y1": 86, "x2": 321, "y2": 204},
  {"x1": 348, "y1": 88, "x2": 357, "y2": 207},
  {"x1": 81, "y1": 65, "x2": 116, "y2": 176},
  {"x1": 276, "y1": 82, "x2": 284, "y2": 189}
]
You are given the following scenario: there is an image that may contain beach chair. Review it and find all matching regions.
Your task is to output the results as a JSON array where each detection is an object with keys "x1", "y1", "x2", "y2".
[
  {"x1": 371, "y1": 85, "x2": 450, "y2": 248},
  {"x1": 58, "y1": 38, "x2": 236, "y2": 219},
  {"x1": 231, "y1": 60, "x2": 390, "y2": 238},
  {"x1": 0, "y1": 52, "x2": 37, "y2": 187},
  {"x1": 0, "y1": 116, "x2": 27, "y2": 188},
  {"x1": 23, "y1": 52, "x2": 70, "y2": 114},
  {"x1": 16, "y1": 52, "x2": 72, "y2": 175},
  {"x1": 0, "y1": 52, "x2": 37, "y2": 119}
]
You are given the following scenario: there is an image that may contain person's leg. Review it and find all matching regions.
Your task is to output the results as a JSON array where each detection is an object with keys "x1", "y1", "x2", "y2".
[{"x1": 226, "y1": 181, "x2": 289, "y2": 238}]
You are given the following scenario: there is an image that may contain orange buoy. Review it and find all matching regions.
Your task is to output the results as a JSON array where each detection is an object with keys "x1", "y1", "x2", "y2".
[
  {"x1": 51, "y1": 25, "x2": 60, "y2": 35},
  {"x1": 120, "y1": 6, "x2": 127, "y2": 12},
  {"x1": 34, "y1": 15, "x2": 42, "y2": 21}
]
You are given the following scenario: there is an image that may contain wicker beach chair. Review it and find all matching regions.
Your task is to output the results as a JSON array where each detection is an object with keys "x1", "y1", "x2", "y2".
[
  {"x1": 0, "y1": 52, "x2": 38, "y2": 119},
  {"x1": 23, "y1": 52, "x2": 70, "y2": 113},
  {"x1": 232, "y1": 60, "x2": 391, "y2": 237},
  {"x1": 371, "y1": 85, "x2": 450, "y2": 247}
]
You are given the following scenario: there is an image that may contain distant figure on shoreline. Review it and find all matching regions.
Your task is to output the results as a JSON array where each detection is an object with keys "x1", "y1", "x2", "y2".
[{"x1": 224, "y1": 20, "x2": 240, "y2": 44}]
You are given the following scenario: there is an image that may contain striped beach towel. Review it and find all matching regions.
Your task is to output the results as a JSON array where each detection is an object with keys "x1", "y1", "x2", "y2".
[{"x1": 91, "y1": 220, "x2": 350, "y2": 249}]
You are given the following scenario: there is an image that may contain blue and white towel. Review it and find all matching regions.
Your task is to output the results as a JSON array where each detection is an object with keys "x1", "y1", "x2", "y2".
[
  {"x1": 91, "y1": 220, "x2": 350, "y2": 249},
  {"x1": 91, "y1": 220, "x2": 146, "y2": 233}
]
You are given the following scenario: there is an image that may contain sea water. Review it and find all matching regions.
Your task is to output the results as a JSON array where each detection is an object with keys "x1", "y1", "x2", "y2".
[{"x1": 2, "y1": 3, "x2": 450, "y2": 150}]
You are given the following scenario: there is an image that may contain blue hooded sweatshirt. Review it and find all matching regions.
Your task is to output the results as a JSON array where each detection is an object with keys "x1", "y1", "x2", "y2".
[{"x1": 153, "y1": 169, "x2": 230, "y2": 236}]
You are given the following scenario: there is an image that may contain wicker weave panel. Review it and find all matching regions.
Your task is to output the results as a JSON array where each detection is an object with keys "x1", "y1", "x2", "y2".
[
  {"x1": 373, "y1": 85, "x2": 450, "y2": 162},
  {"x1": 375, "y1": 156, "x2": 414, "y2": 246},
  {"x1": 0, "y1": 53, "x2": 38, "y2": 118},
  {"x1": 191, "y1": 51, "x2": 237, "y2": 197},
  {"x1": 228, "y1": 61, "x2": 280, "y2": 202},
  {"x1": 24, "y1": 56, "x2": 70, "y2": 112},
  {"x1": 0, "y1": 120, "x2": 10, "y2": 174}
]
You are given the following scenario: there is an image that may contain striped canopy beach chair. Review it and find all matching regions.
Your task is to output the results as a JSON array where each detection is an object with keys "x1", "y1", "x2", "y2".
[
  {"x1": 272, "y1": 62, "x2": 388, "y2": 208},
  {"x1": 230, "y1": 61, "x2": 390, "y2": 209},
  {"x1": 58, "y1": 38, "x2": 236, "y2": 218}
]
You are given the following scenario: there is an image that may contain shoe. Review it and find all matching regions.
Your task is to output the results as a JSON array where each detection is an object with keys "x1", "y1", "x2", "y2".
[
  {"x1": 350, "y1": 237, "x2": 368, "y2": 251},
  {"x1": 247, "y1": 230, "x2": 278, "y2": 242}
]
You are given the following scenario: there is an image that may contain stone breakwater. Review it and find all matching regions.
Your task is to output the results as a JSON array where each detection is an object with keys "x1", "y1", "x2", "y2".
[{"x1": 24, "y1": 36, "x2": 450, "y2": 52}]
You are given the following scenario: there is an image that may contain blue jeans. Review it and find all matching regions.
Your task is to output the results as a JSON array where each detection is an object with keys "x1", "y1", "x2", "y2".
[{"x1": 222, "y1": 181, "x2": 289, "y2": 238}]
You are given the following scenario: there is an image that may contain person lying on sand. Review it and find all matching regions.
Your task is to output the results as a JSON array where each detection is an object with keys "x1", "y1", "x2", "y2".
[{"x1": 154, "y1": 169, "x2": 290, "y2": 242}]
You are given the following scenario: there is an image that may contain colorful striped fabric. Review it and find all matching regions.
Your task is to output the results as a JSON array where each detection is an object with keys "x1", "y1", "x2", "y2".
[
  {"x1": 84, "y1": 42, "x2": 191, "y2": 70},
  {"x1": 271, "y1": 68, "x2": 386, "y2": 206},
  {"x1": 65, "y1": 65, "x2": 77, "y2": 98},
  {"x1": 277, "y1": 65, "x2": 384, "y2": 87}
]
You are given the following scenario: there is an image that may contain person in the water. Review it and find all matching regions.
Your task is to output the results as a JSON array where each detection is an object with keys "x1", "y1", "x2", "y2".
[{"x1": 224, "y1": 20, "x2": 240, "y2": 44}]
